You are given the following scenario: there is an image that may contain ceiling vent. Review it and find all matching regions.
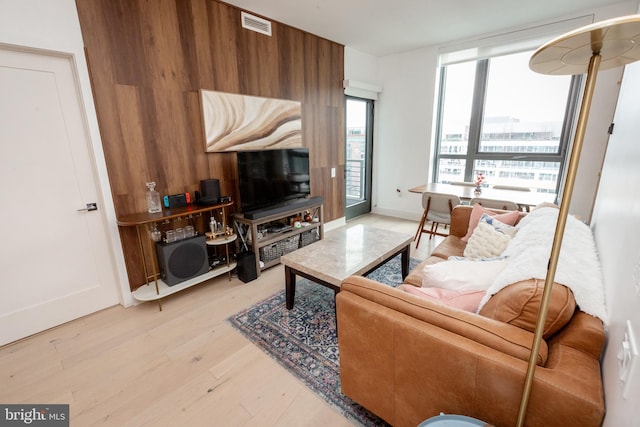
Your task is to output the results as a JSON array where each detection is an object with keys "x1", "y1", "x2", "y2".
[{"x1": 241, "y1": 11, "x2": 272, "y2": 36}]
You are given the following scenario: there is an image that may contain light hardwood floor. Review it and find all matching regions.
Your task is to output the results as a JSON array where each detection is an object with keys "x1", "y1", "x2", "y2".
[{"x1": 0, "y1": 214, "x2": 442, "y2": 426}]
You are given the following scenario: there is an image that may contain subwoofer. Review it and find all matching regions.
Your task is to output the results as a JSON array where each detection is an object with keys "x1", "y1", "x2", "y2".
[
  {"x1": 236, "y1": 251, "x2": 257, "y2": 283},
  {"x1": 155, "y1": 235, "x2": 209, "y2": 286}
]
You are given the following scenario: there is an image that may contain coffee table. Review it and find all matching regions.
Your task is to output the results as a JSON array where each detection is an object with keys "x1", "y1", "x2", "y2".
[{"x1": 280, "y1": 224, "x2": 413, "y2": 309}]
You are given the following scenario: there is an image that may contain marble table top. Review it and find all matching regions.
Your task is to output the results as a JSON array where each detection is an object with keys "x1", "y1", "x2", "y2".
[{"x1": 280, "y1": 224, "x2": 413, "y2": 287}]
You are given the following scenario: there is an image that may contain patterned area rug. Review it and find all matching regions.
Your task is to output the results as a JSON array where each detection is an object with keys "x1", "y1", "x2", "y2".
[{"x1": 228, "y1": 254, "x2": 421, "y2": 426}]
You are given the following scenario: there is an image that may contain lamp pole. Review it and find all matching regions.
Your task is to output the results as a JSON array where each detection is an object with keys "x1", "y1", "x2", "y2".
[
  {"x1": 516, "y1": 52, "x2": 600, "y2": 427},
  {"x1": 518, "y1": 15, "x2": 640, "y2": 426}
]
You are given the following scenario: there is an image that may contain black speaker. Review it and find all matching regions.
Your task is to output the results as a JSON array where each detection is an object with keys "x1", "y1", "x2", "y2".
[
  {"x1": 155, "y1": 235, "x2": 209, "y2": 286},
  {"x1": 198, "y1": 179, "x2": 220, "y2": 205},
  {"x1": 236, "y1": 251, "x2": 257, "y2": 283}
]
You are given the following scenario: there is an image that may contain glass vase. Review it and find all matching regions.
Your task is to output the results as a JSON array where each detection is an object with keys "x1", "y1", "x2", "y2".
[{"x1": 146, "y1": 181, "x2": 162, "y2": 213}]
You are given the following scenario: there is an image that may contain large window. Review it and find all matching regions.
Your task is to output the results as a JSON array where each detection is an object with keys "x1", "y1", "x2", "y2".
[{"x1": 434, "y1": 50, "x2": 581, "y2": 195}]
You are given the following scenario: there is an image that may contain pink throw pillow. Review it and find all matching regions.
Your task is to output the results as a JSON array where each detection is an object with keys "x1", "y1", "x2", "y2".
[
  {"x1": 400, "y1": 285, "x2": 486, "y2": 312},
  {"x1": 461, "y1": 203, "x2": 520, "y2": 242}
]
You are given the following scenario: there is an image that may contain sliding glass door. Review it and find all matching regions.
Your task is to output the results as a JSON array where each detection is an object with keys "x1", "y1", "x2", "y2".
[{"x1": 345, "y1": 96, "x2": 374, "y2": 220}]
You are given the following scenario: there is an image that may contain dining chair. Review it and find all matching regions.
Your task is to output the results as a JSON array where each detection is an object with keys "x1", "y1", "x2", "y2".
[
  {"x1": 469, "y1": 197, "x2": 519, "y2": 211},
  {"x1": 414, "y1": 192, "x2": 461, "y2": 248},
  {"x1": 490, "y1": 185, "x2": 532, "y2": 210},
  {"x1": 492, "y1": 184, "x2": 531, "y2": 192}
]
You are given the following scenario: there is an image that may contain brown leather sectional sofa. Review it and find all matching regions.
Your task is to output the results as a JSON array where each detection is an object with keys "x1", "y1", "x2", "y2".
[{"x1": 336, "y1": 205, "x2": 606, "y2": 427}]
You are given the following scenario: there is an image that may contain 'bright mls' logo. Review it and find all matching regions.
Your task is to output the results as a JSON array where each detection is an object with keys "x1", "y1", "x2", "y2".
[{"x1": 0, "y1": 405, "x2": 68, "y2": 426}]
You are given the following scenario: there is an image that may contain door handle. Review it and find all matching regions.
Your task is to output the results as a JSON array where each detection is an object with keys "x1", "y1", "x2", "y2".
[{"x1": 77, "y1": 202, "x2": 98, "y2": 212}]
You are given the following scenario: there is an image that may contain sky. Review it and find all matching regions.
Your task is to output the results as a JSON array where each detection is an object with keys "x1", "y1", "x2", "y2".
[{"x1": 443, "y1": 50, "x2": 571, "y2": 132}]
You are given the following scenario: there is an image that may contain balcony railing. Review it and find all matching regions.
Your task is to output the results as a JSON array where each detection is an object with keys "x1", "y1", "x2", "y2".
[{"x1": 346, "y1": 159, "x2": 365, "y2": 204}]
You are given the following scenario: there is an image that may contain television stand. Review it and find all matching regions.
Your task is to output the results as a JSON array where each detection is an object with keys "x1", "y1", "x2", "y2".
[
  {"x1": 233, "y1": 197, "x2": 324, "y2": 277},
  {"x1": 242, "y1": 196, "x2": 324, "y2": 219}
]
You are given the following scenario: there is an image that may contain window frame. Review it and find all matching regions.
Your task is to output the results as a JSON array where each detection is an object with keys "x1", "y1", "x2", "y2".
[{"x1": 432, "y1": 55, "x2": 583, "y2": 195}]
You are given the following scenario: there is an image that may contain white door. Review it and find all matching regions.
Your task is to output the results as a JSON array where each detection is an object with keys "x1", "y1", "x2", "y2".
[{"x1": 0, "y1": 46, "x2": 120, "y2": 346}]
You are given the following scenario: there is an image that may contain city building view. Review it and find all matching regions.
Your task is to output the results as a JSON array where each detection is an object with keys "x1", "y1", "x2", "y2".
[{"x1": 437, "y1": 116, "x2": 563, "y2": 195}]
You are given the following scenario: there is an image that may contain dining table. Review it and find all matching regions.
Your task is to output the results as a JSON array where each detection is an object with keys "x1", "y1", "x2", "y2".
[{"x1": 408, "y1": 182, "x2": 557, "y2": 211}]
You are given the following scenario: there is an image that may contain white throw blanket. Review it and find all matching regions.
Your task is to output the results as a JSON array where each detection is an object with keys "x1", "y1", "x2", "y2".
[{"x1": 479, "y1": 207, "x2": 608, "y2": 323}]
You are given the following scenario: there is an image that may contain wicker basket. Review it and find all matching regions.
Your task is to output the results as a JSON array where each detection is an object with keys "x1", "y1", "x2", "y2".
[
  {"x1": 259, "y1": 235, "x2": 300, "y2": 262},
  {"x1": 299, "y1": 229, "x2": 319, "y2": 247}
]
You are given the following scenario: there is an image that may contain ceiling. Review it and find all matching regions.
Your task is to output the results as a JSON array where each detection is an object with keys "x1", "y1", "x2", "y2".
[{"x1": 223, "y1": 0, "x2": 630, "y2": 56}]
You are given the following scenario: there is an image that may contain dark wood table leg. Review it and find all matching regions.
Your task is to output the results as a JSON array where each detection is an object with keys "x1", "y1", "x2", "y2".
[
  {"x1": 285, "y1": 265, "x2": 296, "y2": 310},
  {"x1": 400, "y1": 244, "x2": 410, "y2": 279}
]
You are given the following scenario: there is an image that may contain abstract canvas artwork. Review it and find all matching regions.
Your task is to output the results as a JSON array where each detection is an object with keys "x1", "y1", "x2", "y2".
[{"x1": 200, "y1": 89, "x2": 302, "y2": 152}]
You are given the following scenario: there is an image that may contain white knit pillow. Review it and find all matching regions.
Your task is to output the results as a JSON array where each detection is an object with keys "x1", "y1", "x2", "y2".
[{"x1": 464, "y1": 214, "x2": 517, "y2": 259}]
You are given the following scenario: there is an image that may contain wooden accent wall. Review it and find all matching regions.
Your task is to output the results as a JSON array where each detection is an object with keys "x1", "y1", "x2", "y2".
[{"x1": 75, "y1": 0, "x2": 345, "y2": 289}]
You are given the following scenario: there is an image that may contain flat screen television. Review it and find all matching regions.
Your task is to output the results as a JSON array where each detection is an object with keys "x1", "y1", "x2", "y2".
[{"x1": 237, "y1": 148, "x2": 310, "y2": 213}]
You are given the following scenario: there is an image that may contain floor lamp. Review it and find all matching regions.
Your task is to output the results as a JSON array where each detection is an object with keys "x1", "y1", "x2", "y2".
[{"x1": 517, "y1": 14, "x2": 640, "y2": 426}]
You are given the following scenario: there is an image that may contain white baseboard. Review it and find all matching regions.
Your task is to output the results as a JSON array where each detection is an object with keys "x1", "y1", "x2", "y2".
[
  {"x1": 324, "y1": 209, "x2": 422, "y2": 232},
  {"x1": 372, "y1": 206, "x2": 422, "y2": 222},
  {"x1": 324, "y1": 217, "x2": 347, "y2": 232}
]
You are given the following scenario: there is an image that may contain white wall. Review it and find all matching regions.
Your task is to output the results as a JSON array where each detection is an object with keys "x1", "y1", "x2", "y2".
[
  {"x1": 0, "y1": 0, "x2": 131, "y2": 306},
  {"x1": 592, "y1": 59, "x2": 640, "y2": 426},
  {"x1": 345, "y1": 44, "x2": 440, "y2": 220},
  {"x1": 344, "y1": 46, "x2": 380, "y2": 97},
  {"x1": 374, "y1": 46, "x2": 440, "y2": 220},
  {"x1": 344, "y1": 47, "x2": 378, "y2": 81},
  {"x1": 571, "y1": 66, "x2": 624, "y2": 222},
  {"x1": 359, "y1": 1, "x2": 638, "y2": 223}
]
